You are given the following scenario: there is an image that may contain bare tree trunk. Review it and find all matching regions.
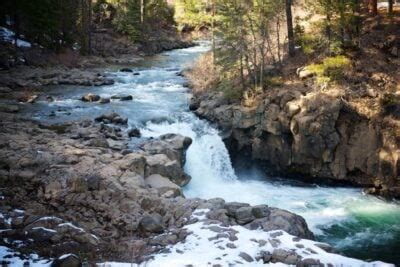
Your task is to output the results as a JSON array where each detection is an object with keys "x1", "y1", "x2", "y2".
[
  {"x1": 286, "y1": 0, "x2": 295, "y2": 57},
  {"x1": 211, "y1": 0, "x2": 216, "y2": 65},
  {"x1": 88, "y1": 0, "x2": 92, "y2": 55},
  {"x1": 140, "y1": 0, "x2": 145, "y2": 24},
  {"x1": 276, "y1": 19, "x2": 282, "y2": 65},
  {"x1": 388, "y1": 0, "x2": 394, "y2": 14},
  {"x1": 326, "y1": 0, "x2": 332, "y2": 54},
  {"x1": 370, "y1": 0, "x2": 378, "y2": 15}
]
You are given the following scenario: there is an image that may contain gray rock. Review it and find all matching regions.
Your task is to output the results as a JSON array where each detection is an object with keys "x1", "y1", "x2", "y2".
[
  {"x1": 99, "y1": 98, "x2": 111, "y2": 104},
  {"x1": 139, "y1": 214, "x2": 164, "y2": 233},
  {"x1": 239, "y1": 252, "x2": 254, "y2": 262},
  {"x1": 128, "y1": 128, "x2": 141, "y2": 138},
  {"x1": 234, "y1": 207, "x2": 255, "y2": 225},
  {"x1": 252, "y1": 205, "x2": 270, "y2": 218},
  {"x1": 145, "y1": 174, "x2": 182, "y2": 198},
  {"x1": 224, "y1": 202, "x2": 250, "y2": 217},
  {"x1": 51, "y1": 254, "x2": 81, "y2": 267},
  {"x1": 120, "y1": 68, "x2": 133, "y2": 72},
  {"x1": 111, "y1": 94, "x2": 133, "y2": 101}
]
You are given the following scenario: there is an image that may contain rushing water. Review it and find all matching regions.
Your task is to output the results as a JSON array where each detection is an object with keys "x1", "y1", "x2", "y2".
[{"x1": 20, "y1": 42, "x2": 400, "y2": 265}]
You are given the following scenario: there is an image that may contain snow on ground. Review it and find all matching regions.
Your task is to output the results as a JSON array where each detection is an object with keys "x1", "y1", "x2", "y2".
[
  {"x1": 0, "y1": 27, "x2": 31, "y2": 48},
  {"x1": 0, "y1": 246, "x2": 50, "y2": 267},
  {"x1": 99, "y1": 209, "x2": 394, "y2": 267}
]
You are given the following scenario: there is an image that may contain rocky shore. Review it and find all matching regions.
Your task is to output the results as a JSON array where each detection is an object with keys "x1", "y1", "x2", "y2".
[{"x1": 0, "y1": 108, "x2": 334, "y2": 266}]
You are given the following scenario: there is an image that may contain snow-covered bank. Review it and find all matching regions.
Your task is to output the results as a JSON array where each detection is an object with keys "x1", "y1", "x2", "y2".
[{"x1": 99, "y1": 209, "x2": 393, "y2": 267}]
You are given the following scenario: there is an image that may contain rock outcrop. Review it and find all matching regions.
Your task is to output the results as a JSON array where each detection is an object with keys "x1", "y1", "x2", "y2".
[{"x1": 192, "y1": 87, "x2": 400, "y2": 198}]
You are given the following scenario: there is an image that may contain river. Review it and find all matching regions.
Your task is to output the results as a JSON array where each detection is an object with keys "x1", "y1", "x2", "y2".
[{"x1": 20, "y1": 42, "x2": 400, "y2": 265}]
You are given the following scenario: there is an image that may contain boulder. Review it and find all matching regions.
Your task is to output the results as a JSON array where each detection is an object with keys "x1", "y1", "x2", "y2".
[
  {"x1": 234, "y1": 207, "x2": 255, "y2": 225},
  {"x1": 95, "y1": 113, "x2": 128, "y2": 125},
  {"x1": 111, "y1": 94, "x2": 133, "y2": 101},
  {"x1": 145, "y1": 154, "x2": 185, "y2": 185},
  {"x1": 252, "y1": 205, "x2": 270, "y2": 218},
  {"x1": 224, "y1": 202, "x2": 250, "y2": 217},
  {"x1": 128, "y1": 128, "x2": 141, "y2": 138},
  {"x1": 81, "y1": 93, "x2": 100, "y2": 102},
  {"x1": 99, "y1": 98, "x2": 111, "y2": 104},
  {"x1": 120, "y1": 68, "x2": 133, "y2": 72},
  {"x1": 139, "y1": 214, "x2": 164, "y2": 234},
  {"x1": 51, "y1": 254, "x2": 81, "y2": 267},
  {"x1": 145, "y1": 174, "x2": 182, "y2": 198},
  {"x1": 296, "y1": 67, "x2": 316, "y2": 79}
]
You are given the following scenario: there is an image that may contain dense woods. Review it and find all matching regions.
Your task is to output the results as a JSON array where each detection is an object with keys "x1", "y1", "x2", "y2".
[
  {"x1": 182, "y1": 0, "x2": 399, "y2": 101},
  {"x1": 0, "y1": 0, "x2": 175, "y2": 54}
]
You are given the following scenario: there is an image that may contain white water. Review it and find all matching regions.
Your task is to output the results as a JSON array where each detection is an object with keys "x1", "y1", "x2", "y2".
[{"x1": 19, "y1": 41, "x2": 400, "y2": 264}]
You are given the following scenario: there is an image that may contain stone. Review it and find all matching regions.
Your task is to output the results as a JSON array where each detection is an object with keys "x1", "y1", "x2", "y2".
[
  {"x1": 89, "y1": 138, "x2": 109, "y2": 148},
  {"x1": 81, "y1": 93, "x2": 100, "y2": 102},
  {"x1": 297, "y1": 67, "x2": 315, "y2": 79},
  {"x1": 224, "y1": 202, "x2": 250, "y2": 217},
  {"x1": 299, "y1": 258, "x2": 323, "y2": 267},
  {"x1": 234, "y1": 207, "x2": 255, "y2": 225},
  {"x1": 139, "y1": 214, "x2": 164, "y2": 234},
  {"x1": 128, "y1": 128, "x2": 141, "y2": 138},
  {"x1": 252, "y1": 205, "x2": 270, "y2": 218},
  {"x1": 239, "y1": 252, "x2": 254, "y2": 262},
  {"x1": 145, "y1": 174, "x2": 182, "y2": 198},
  {"x1": 111, "y1": 94, "x2": 133, "y2": 101},
  {"x1": 27, "y1": 227, "x2": 57, "y2": 242},
  {"x1": 51, "y1": 254, "x2": 81, "y2": 267},
  {"x1": 120, "y1": 68, "x2": 133, "y2": 72},
  {"x1": 95, "y1": 113, "x2": 128, "y2": 125},
  {"x1": 99, "y1": 98, "x2": 111, "y2": 104}
]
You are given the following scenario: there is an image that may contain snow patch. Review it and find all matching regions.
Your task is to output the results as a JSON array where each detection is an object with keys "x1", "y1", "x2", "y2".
[
  {"x1": 98, "y1": 209, "x2": 394, "y2": 266},
  {"x1": 0, "y1": 27, "x2": 32, "y2": 48}
]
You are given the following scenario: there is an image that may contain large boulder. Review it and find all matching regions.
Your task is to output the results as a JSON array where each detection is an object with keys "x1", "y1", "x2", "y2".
[
  {"x1": 139, "y1": 214, "x2": 164, "y2": 234},
  {"x1": 145, "y1": 174, "x2": 182, "y2": 198}
]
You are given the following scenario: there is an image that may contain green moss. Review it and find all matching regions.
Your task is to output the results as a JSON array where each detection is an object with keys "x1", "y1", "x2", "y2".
[
  {"x1": 306, "y1": 55, "x2": 351, "y2": 84},
  {"x1": 297, "y1": 33, "x2": 321, "y2": 55}
]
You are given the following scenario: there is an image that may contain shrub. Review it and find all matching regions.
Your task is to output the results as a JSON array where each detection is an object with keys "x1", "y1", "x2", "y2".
[
  {"x1": 186, "y1": 52, "x2": 219, "y2": 95},
  {"x1": 306, "y1": 55, "x2": 351, "y2": 84}
]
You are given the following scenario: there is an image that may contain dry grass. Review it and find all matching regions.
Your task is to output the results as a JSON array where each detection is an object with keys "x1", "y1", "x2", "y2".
[{"x1": 185, "y1": 52, "x2": 219, "y2": 95}]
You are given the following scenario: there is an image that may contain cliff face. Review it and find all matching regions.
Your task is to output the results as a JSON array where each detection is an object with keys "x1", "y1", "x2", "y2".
[{"x1": 192, "y1": 86, "x2": 399, "y2": 198}]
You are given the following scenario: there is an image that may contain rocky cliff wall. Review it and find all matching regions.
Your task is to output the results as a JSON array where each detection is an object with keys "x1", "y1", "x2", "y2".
[{"x1": 192, "y1": 87, "x2": 400, "y2": 198}]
